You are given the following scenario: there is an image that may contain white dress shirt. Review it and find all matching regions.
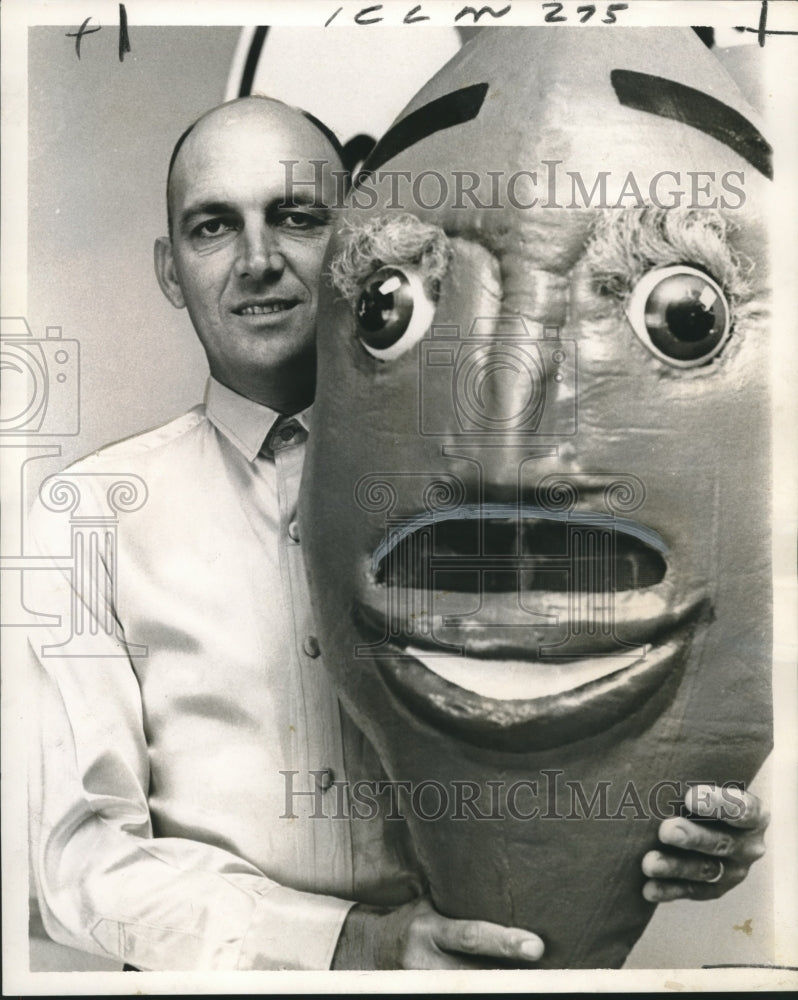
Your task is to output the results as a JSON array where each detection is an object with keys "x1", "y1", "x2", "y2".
[{"x1": 27, "y1": 378, "x2": 419, "y2": 971}]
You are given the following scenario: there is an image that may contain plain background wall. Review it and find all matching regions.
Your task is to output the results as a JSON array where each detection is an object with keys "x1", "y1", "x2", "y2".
[
  {"x1": 26, "y1": 26, "x2": 238, "y2": 486},
  {"x1": 21, "y1": 23, "x2": 774, "y2": 973}
]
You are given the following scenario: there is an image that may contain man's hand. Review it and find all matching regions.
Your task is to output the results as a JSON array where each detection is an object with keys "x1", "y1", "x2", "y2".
[
  {"x1": 331, "y1": 896, "x2": 545, "y2": 969},
  {"x1": 642, "y1": 784, "x2": 768, "y2": 902}
]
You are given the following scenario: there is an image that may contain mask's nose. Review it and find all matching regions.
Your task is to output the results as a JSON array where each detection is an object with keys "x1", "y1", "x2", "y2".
[
  {"x1": 420, "y1": 316, "x2": 577, "y2": 437},
  {"x1": 451, "y1": 317, "x2": 574, "y2": 435},
  {"x1": 420, "y1": 316, "x2": 578, "y2": 492}
]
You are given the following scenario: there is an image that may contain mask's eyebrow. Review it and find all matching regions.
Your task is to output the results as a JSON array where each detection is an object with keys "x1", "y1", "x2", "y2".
[
  {"x1": 329, "y1": 213, "x2": 451, "y2": 306},
  {"x1": 355, "y1": 83, "x2": 489, "y2": 185},
  {"x1": 610, "y1": 69, "x2": 773, "y2": 180},
  {"x1": 584, "y1": 207, "x2": 750, "y2": 303}
]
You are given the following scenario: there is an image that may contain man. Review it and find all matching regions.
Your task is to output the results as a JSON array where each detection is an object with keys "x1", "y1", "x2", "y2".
[{"x1": 27, "y1": 96, "x2": 767, "y2": 973}]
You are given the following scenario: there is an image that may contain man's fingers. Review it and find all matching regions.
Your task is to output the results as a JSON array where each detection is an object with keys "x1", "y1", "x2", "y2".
[
  {"x1": 401, "y1": 899, "x2": 545, "y2": 969},
  {"x1": 657, "y1": 816, "x2": 766, "y2": 863},
  {"x1": 684, "y1": 784, "x2": 770, "y2": 830},
  {"x1": 642, "y1": 849, "x2": 728, "y2": 884},
  {"x1": 433, "y1": 917, "x2": 545, "y2": 963},
  {"x1": 642, "y1": 865, "x2": 747, "y2": 903},
  {"x1": 641, "y1": 787, "x2": 768, "y2": 905}
]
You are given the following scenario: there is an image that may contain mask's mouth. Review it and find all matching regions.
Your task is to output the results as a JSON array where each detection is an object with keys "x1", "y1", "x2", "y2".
[
  {"x1": 356, "y1": 507, "x2": 709, "y2": 751},
  {"x1": 374, "y1": 509, "x2": 667, "y2": 593}
]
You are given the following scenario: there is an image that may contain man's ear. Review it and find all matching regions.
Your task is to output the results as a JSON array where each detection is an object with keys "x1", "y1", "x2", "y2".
[{"x1": 154, "y1": 237, "x2": 186, "y2": 309}]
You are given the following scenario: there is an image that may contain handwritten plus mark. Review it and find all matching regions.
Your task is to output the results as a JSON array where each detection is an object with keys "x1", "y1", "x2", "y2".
[
  {"x1": 65, "y1": 17, "x2": 101, "y2": 60},
  {"x1": 735, "y1": 0, "x2": 798, "y2": 47},
  {"x1": 66, "y1": 5, "x2": 130, "y2": 61}
]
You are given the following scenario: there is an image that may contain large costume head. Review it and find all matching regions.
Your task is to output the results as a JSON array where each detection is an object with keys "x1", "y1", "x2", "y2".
[{"x1": 300, "y1": 28, "x2": 772, "y2": 967}]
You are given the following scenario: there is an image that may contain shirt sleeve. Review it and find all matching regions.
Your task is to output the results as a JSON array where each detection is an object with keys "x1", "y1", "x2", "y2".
[{"x1": 26, "y1": 496, "x2": 354, "y2": 972}]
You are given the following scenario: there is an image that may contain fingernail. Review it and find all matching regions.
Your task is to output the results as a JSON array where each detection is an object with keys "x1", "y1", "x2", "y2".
[
  {"x1": 642, "y1": 882, "x2": 661, "y2": 903},
  {"x1": 645, "y1": 851, "x2": 666, "y2": 876},
  {"x1": 668, "y1": 822, "x2": 689, "y2": 845},
  {"x1": 520, "y1": 938, "x2": 543, "y2": 960}
]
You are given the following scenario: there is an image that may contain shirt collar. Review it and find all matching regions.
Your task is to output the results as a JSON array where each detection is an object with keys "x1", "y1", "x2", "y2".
[{"x1": 204, "y1": 377, "x2": 311, "y2": 463}]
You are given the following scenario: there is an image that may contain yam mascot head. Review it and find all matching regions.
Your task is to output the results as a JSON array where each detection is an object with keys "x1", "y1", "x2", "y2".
[{"x1": 299, "y1": 27, "x2": 772, "y2": 967}]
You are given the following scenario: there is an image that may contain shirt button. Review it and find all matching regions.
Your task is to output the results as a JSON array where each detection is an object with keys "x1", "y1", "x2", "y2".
[
  {"x1": 303, "y1": 635, "x2": 320, "y2": 658},
  {"x1": 288, "y1": 520, "x2": 300, "y2": 543},
  {"x1": 316, "y1": 769, "x2": 335, "y2": 792}
]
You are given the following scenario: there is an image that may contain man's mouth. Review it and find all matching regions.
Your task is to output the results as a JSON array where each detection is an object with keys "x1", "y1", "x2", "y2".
[
  {"x1": 233, "y1": 299, "x2": 300, "y2": 316},
  {"x1": 356, "y1": 508, "x2": 710, "y2": 750}
]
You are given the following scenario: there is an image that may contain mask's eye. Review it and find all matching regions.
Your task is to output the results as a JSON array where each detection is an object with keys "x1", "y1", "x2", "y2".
[
  {"x1": 355, "y1": 266, "x2": 435, "y2": 361},
  {"x1": 625, "y1": 265, "x2": 731, "y2": 368}
]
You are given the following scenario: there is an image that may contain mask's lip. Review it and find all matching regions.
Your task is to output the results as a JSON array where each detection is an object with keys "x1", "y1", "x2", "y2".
[
  {"x1": 356, "y1": 584, "x2": 690, "y2": 660},
  {"x1": 370, "y1": 504, "x2": 668, "y2": 576},
  {"x1": 353, "y1": 586, "x2": 710, "y2": 752},
  {"x1": 364, "y1": 503, "x2": 673, "y2": 654}
]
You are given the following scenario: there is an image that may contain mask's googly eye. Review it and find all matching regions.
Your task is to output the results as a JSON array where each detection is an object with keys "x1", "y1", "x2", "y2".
[
  {"x1": 355, "y1": 266, "x2": 435, "y2": 361},
  {"x1": 626, "y1": 265, "x2": 731, "y2": 368}
]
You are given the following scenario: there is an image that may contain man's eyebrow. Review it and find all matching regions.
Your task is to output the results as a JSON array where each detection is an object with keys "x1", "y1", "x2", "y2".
[
  {"x1": 611, "y1": 69, "x2": 773, "y2": 180},
  {"x1": 179, "y1": 201, "x2": 237, "y2": 229},
  {"x1": 354, "y1": 82, "x2": 489, "y2": 185},
  {"x1": 178, "y1": 196, "x2": 333, "y2": 231}
]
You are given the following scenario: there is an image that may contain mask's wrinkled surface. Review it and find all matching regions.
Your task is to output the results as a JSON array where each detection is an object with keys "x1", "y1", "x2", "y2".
[{"x1": 300, "y1": 28, "x2": 771, "y2": 967}]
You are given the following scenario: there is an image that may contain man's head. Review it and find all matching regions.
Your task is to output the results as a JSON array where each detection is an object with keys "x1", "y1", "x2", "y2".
[{"x1": 155, "y1": 97, "x2": 344, "y2": 413}]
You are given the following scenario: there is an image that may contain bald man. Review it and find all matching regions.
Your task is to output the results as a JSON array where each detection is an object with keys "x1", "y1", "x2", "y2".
[{"x1": 28, "y1": 97, "x2": 555, "y2": 971}]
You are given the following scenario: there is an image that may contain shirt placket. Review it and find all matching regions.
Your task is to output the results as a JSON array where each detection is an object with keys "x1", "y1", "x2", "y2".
[{"x1": 268, "y1": 417, "x2": 353, "y2": 897}]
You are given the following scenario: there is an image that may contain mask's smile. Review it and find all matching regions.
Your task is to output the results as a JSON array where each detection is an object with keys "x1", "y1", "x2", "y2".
[{"x1": 355, "y1": 505, "x2": 709, "y2": 751}]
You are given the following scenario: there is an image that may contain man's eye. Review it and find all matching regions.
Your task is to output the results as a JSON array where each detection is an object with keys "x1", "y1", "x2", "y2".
[
  {"x1": 279, "y1": 210, "x2": 328, "y2": 230},
  {"x1": 355, "y1": 266, "x2": 436, "y2": 362},
  {"x1": 194, "y1": 219, "x2": 236, "y2": 239},
  {"x1": 625, "y1": 265, "x2": 731, "y2": 368}
]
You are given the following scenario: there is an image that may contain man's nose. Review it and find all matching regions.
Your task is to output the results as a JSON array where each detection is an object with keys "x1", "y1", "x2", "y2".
[{"x1": 235, "y1": 223, "x2": 285, "y2": 280}]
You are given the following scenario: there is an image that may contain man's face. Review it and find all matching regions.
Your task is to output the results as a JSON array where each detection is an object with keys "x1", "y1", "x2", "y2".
[{"x1": 159, "y1": 100, "x2": 341, "y2": 407}]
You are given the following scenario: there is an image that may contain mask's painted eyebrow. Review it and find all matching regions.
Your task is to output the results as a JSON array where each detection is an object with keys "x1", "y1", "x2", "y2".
[
  {"x1": 355, "y1": 82, "x2": 489, "y2": 185},
  {"x1": 610, "y1": 69, "x2": 773, "y2": 180}
]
